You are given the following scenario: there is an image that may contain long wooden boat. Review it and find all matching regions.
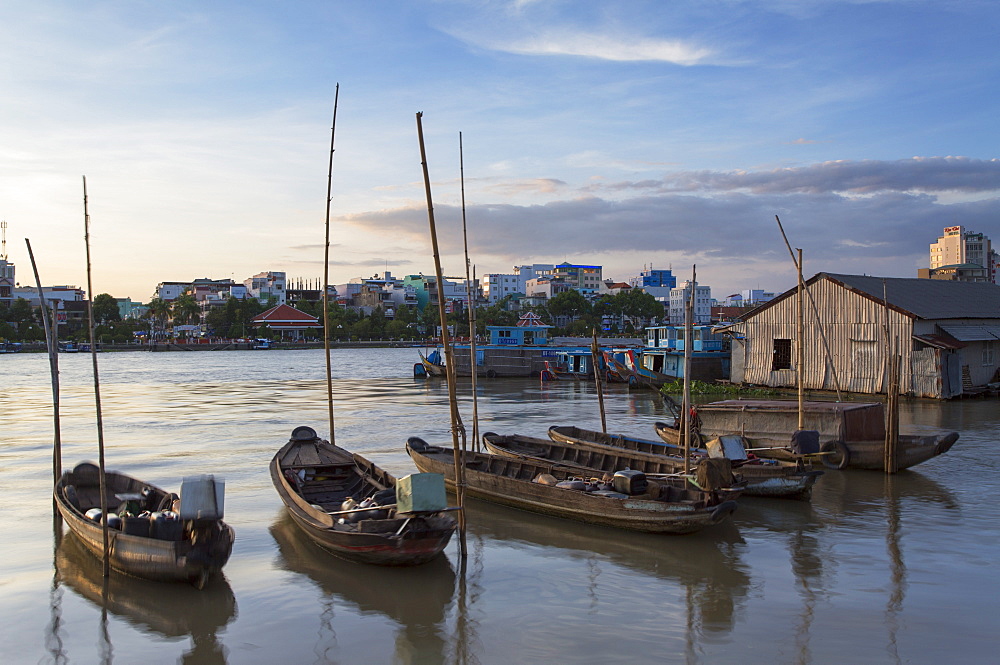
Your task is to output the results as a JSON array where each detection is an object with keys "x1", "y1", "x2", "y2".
[
  {"x1": 270, "y1": 426, "x2": 456, "y2": 566},
  {"x1": 54, "y1": 461, "x2": 234, "y2": 587},
  {"x1": 546, "y1": 425, "x2": 822, "y2": 499},
  {"x1": 652, "y1": 399, "x2": 959, "y2": 471},
  {"x1": 406, "y1": 437, "x2": 738, "y2": 534}
]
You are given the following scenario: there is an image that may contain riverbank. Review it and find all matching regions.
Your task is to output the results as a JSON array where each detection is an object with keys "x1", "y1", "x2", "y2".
[{"x1": 9, "y1": 339, "x2": 427, "y2": 352}]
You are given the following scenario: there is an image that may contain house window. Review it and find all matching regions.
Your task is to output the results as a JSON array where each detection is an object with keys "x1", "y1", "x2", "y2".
[
  {"x1": 984, "y1": 341, "x2": 996, "y2": 366},
  {"x1": 772, "y1": 339, "x2": 792, "y2": 370}
]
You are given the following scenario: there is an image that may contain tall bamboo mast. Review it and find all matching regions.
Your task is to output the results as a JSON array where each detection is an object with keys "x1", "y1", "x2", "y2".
[
  {"x1": 26, "y1": 239, "x2": 62, "y2": 488},
  {"x1": 459, "y1": 132, "x2": 481, "y2": 452},
  {"x1": 82, "y1": 176, "x2": 110, "y2": 577},
  {"x1": 322, "y1": 84, "x2": 340, "y2": 443},
  {"x1": 416, "y1": 112, "x2": 467, "y2": 559},
  {"x1": 682, "y1": 266, "x2": 695, "y2": 478},
  {"x1": 796, "y1": 248, "x2": 804, "y2": 430},
  {"x1": 775, "y1": 216, "x2": 806, "y2": 428}
]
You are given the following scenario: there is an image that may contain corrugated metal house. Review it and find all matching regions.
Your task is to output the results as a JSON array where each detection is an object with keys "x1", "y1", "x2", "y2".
[{"x1": 724, "y1": 273, "x2": 1000, "y2": 399}]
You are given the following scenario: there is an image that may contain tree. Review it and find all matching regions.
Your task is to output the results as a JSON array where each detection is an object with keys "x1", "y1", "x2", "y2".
[
  {"x1": 171, "y1": 294, "x2": 201, "y2": 326},
  {"x1": 546, "y1": 290, "x2": 591, "y2": 323},
  {"x1": 92, "y1": 293, "x2": 122, "y2": 324},
  {"x1": 10, "y1": 298, "x2": 34, "y2": 323},
  {"x1": 146, "y1": 298, "x2": 172, "y2": 339}
]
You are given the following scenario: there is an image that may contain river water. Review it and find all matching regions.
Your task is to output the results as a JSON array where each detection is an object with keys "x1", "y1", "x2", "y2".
[{"x1": 1, "y1": 348, "x2": 997, "y2": 664}]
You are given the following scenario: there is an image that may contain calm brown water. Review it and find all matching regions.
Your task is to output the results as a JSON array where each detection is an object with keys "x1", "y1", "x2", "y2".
[{"x1": 2, "y1": 348, "x2": 997, "y2": 664}]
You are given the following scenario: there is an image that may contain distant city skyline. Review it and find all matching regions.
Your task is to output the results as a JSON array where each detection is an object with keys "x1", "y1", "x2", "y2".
[{"x1": 2, "y1": 1, "x2": 997, "y2": 302}]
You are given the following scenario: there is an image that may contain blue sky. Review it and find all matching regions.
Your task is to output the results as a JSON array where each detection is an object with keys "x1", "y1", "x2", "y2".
[{"x1": 2, "y1": 0, "x2": 998, "y2": 301}]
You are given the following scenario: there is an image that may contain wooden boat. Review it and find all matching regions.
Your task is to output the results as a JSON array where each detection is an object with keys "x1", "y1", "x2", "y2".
[
  {"x1": 406, "y1": 437, "x2": 739, "y2": 534},
  {"x1": 270, "y1": 425, "x2": 456, "y2": 566},
  {"x1": 652, "y1": 400, "x2": 959, "y2": 471},
  {"x1": 601, "y1": 350, "x2": 631, "y2": 383},
  {"x1": 54, "y1": 461, "x2": 234, "y2": 587},
  {"x1": 547, "y1": 425, "x2": 822, "y2": 499},
  {"x1": 417, "y1": 349, "x2": 447, "y2": 377},
  {"x1": 623, "y1": 349, "x2": 674, "y2": 388}
]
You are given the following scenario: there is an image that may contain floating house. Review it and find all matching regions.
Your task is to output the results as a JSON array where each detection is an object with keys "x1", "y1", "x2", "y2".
[
  {"x1": 639, "y1": 324, "x2": 731, "y2": 382},
  {"x1": 722, "y1": 272, "x2": 1000, "y2": 398}
]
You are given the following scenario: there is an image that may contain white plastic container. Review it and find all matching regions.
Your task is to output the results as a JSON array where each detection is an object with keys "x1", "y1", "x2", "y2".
[{"x1": 179, "y1": 475, "x2": 225, "y2": 521}]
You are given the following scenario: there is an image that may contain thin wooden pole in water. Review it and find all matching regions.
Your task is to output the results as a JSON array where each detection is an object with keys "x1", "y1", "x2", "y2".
[
  {"x1": 591, "y1": 328, "x2": 607, "y2": 434},
  {"x1": 882, "y1": 279, "x2": 899, "y2": 473},
  {"x1": 26, "y1": 239, "x2": 62, "y2": 487},
  {"x1": 322, "y1": 84, "x2": 340, "y2": 444},
  {"x1": 682, "y1": 266, "x2": 695, "y2": 479},
  {"x1": 82, "y1": 176, "x2": 110, "y2": 578},
  {"x1": 459, "y1": 132, "x2": 481, "y2": 452},
  {"x1": 416, "y1": 111, "x2": 467, "y2": 559}
]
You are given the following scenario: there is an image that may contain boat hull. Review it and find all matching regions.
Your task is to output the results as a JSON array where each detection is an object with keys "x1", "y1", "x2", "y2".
[
  {"x1": 54, "y1": 464, "x2": 234, "y2": 586},
  {"x1": 407, "y1": 439, "x2": 737, "y2": 535},
  {"x1": 270, "y1": 430, "x2": 456, "y2": 566},
  {"x1": 548, "y1": 425, "x2": 820, "y2": 499},
  {"x1": 652, "y1": 399, "x2": 959, "y2": 471}
]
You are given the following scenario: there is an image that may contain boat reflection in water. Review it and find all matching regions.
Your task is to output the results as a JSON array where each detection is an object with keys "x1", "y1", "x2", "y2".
[
  {"x1": 735, "y1": 469, "x2": 956, "y2": 664},
  {"x1": 269, "y1": 511, "x2": 457, "y2": 663},
  {"x1": 463, "y1": 497, "x2": 752, "y2": 640},
  {"x1": 55, "y1": 530, "x2": 237, "y2": 664}
]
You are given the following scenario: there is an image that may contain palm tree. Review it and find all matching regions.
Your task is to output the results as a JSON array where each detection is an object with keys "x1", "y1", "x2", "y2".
[
  {"x1": 146, "y1": 297, "x2": 172, "y2": 340},
  {"x1": 171, "y1": 294, "x2": 202, "y2": 339}
]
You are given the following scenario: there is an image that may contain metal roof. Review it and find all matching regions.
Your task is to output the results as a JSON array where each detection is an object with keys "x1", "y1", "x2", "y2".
[
  {"x1": 938, "y1": 324, "x2": 1000, "y2": 341},
  {"x1": 735, "y1": 273, "x2": 1000, "y2": 321},
  {"x1": 821, "y1": 273, "x2": 1000, "y2": 319}
]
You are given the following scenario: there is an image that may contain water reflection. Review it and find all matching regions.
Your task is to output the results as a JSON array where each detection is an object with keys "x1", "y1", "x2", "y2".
[
  {"x1": 814, "y1": 468, "x2": 959, "y2": 516},
  {"x1": 464, "y1": 499, "x2": 751, "y2": 641},
  {"x1": 54, "y1": 530, "x2": 237, "y2": 664},
  {"x1": 269, "y1": 512, "x2": 457, "y2": 663}
]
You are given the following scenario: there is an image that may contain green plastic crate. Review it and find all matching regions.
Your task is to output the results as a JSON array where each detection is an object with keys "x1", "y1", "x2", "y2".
[{"x1": 395, "y1": 473, "x2": 447, "y2": 514}]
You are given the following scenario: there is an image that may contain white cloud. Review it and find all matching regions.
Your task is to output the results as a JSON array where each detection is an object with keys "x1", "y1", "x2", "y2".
[{"x1": 494, "y1": 32, "x2": 714, "y2": 65}]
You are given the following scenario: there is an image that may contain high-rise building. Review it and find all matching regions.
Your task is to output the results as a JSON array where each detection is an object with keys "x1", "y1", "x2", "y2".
[{"x1": 928, "y1": 226, "x2": 996, "y2": 283}]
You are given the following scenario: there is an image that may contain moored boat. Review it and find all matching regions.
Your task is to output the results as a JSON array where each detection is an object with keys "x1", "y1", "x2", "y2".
[
  {"x1": 547, "y1": 425, "x2": 822, "y2": 499},
  {"x1": 270, "y1": 426, "x2": 456, "y2": 566},
  {"x1": 652, "y1": 399, "x2": 959, "y2": 471},
  {"x1": 417, "y1": 349, "x2": 447, "y2": 377},
  {"x1": 54, "y1": 461, "x2": 234, "y2": 587},
  {"x1": 406, "y1": 436, "x2": 738, "y2": 534}
]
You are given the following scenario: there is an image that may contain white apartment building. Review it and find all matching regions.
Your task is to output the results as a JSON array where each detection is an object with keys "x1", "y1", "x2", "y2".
[
  {"x1": 668, "y1": 281, "x2": 713, "y2": 324},
  {"x1": 245, "y1": 271, "x2": 287, "y2": 305},
  {"x1": 11, "y1": 285, "x2": 86, "y2": 307},
  {"x1": 481, "y1": 264, "x2": 554, "y2": 303},
  {"x1": 930, "y1": 225, "x2": 997, "y2": 283}
]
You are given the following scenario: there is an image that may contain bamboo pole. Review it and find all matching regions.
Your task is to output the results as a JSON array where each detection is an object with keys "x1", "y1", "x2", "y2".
[
  {"x1": 682, "y1": 266, "x2": 695, "y2": 479},
  {"x1": 416, "y1": 111, "x2": 467, "y2": 559},
  {"x1": 82, "y1": 176, "x2": 110, "y2": 578},
  {"x1": 796, "y1": 248, "x2": 804, "y2": 430},
  {"x1": 882, "y1": 279, "x2": 899, "y2": 473},
  {"x1": 26, "y1": 239, "x2": 62, "y2": 487},
  {"x1": 459, "y1": 132, "x2": 481, "y2": 452},
  {"x1": 322, "y1": 84, "x2": 340, "y2": 444},
  {"x1": 591, "y1": 328, "x2": 607, "y2": 434}
]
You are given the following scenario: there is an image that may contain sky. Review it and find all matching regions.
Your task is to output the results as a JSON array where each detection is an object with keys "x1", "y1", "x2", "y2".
[{"x1": 2, "y1": 0, "x2": 998, "y2": 302}]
